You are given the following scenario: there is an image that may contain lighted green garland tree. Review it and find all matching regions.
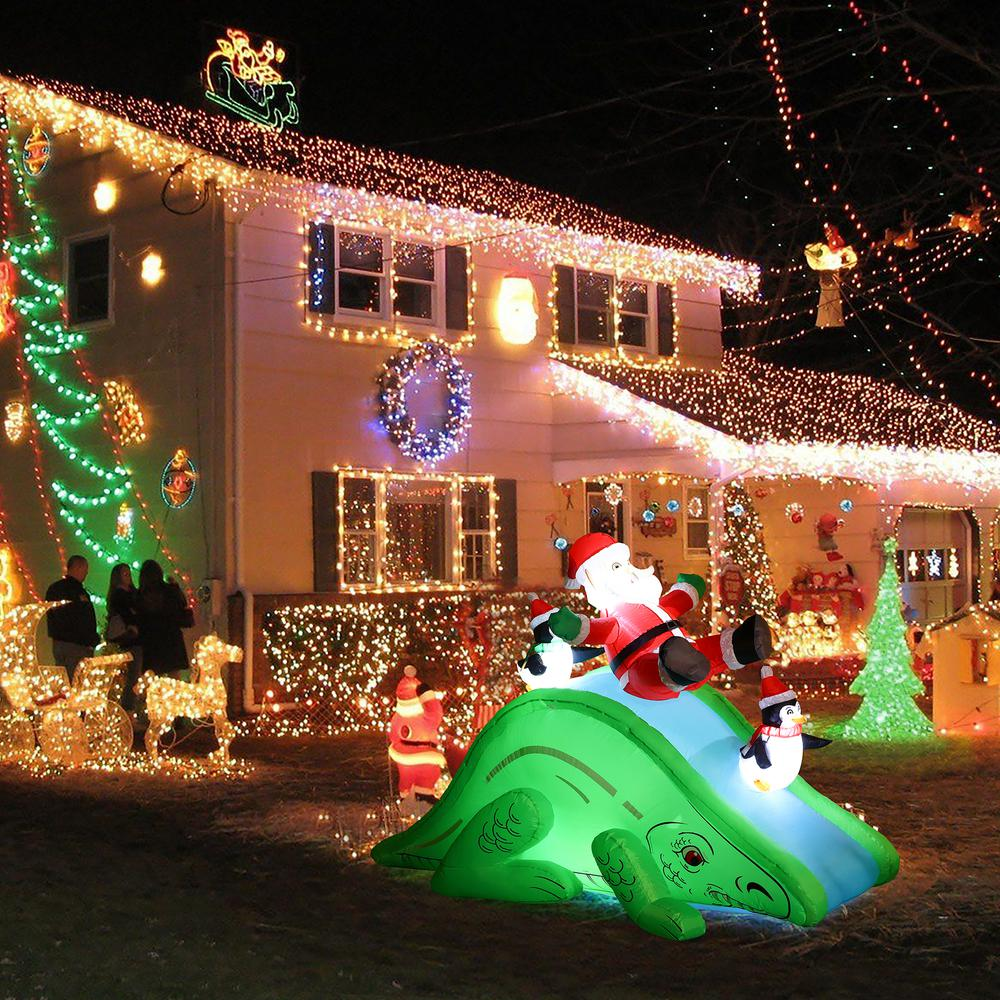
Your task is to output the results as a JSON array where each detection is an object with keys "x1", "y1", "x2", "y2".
[
  {"x1": 719, "y1": 482, "x2": 777, "y2": 624},
  {"x1": 841, "y1": 536, "x2": 933, "y2": 741},
  {"x1": 1, "y1": 113, "x2": 176, "y2": 586}
]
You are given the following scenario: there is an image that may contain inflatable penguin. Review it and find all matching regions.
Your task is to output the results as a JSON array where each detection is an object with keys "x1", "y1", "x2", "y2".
[
  {"x1": 517, "y1": 595, "x2": 603, "y2": 690},
  {"x1": 739, "y1": 664, "x2": 831, "y2": 792}
]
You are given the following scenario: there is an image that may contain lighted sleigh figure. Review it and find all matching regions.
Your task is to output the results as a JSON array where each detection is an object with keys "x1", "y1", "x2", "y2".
[
  {"x1": 374, "y1": 537, "x2": 899, "y2": 941},
  {"x1": 0, "y1": 603, "x2": 132, "y2": 766}
]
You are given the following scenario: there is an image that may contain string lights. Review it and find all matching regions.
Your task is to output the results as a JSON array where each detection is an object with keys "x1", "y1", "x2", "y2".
[
  {"x1": 102, "y1": 379, "x2": 147, "y2": 446},
  {"x1": 0, "y1": 74, "x2": 759, "y2": 298},
  {"x1": 550, "y1": 355, "x2": 1000, "y2": 491}
]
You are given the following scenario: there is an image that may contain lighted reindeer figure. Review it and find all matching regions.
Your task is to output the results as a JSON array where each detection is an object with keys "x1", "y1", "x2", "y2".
[{"x1": 137, "y1": 635, "x2": 243, "y2": 763}]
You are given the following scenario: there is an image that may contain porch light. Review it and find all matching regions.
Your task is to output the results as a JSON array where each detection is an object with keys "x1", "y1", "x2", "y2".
[
  {"x1": 93, "y1": 180, "x2": 118, "y2": 213},
  {"x1": 141, "y1": 251, "x2": 165, "y2": 286}
]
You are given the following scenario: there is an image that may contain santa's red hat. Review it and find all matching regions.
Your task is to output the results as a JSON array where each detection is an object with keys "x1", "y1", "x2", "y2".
[
  {"x1": 564, "y1": 532, "x2": 630, "y2": 589},
  {"x1": 759, "y1": 664, "x2": 796, "y2": 710},
  {"x1": 395, "y1": 665, "x2": 436, "y2": 717}
]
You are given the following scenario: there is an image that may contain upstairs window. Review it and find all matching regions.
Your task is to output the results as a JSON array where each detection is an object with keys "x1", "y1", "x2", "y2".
[
  {"x1": 67, "y1": 233, "x2": 111, "y2": 324},
  {"x1": 554, "y1": 265, "x2": 674, "y2": 355},
  {"x1": 307, "y1": 224, "x2": 459, "y2": 326}
]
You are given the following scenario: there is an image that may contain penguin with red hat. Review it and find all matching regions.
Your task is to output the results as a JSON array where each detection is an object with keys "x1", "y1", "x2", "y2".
[
  {"x1": 546, "y1": 532, "x2": 773, "y2": 700},
  {"x1": 388, "y1": 665, "x2": 447, "y2": 806},
  {"x1": 738, "y1": 664, "x2": 831, "y2": 792}
]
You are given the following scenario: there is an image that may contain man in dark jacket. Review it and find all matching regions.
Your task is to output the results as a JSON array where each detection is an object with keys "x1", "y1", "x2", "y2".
[{"x1": 45, "y1": 555, "x2": 99, "y2": 680}]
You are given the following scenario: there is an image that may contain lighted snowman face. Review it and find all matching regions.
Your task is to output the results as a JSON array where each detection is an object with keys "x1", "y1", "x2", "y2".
[{"x1": 496, "y1": 275, "x2": 538, "y2": 345}]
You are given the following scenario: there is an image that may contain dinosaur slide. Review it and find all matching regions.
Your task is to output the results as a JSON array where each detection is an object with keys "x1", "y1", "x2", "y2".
[{"x1": 373, "y1": 667, "x2": 898, "y2": 940}]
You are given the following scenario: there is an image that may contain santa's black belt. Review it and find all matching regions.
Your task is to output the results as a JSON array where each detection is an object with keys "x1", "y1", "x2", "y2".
[{"x1": 608, "y1": 620, "x2": 681, "y2": 674}]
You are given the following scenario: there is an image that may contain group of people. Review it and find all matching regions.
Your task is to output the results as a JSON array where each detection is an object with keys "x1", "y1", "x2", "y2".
[{"x1": 44, "y1": 555, "x2": 194, "y2": 713}]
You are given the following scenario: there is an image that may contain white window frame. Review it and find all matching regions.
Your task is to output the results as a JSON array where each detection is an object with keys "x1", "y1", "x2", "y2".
[
  {"x1": 683, "y1": 483, "x2": 710, "y2": 557},
  {"x1": 460, "y1": 480, "x2": 497, "y2": 583},
  {"x1": 307, "y1": 223, "x2": 444, "y2": 326},
  {"x1": 564, "y1": 268, "x2": 657, "y2": 353},
  {"x1": 337, "y1": 469, "x2": 497, "y2": 592},
  {"x1": 64, "y1": 228, "x2": 114, "y2": 329},
  {"x1": 897, "y1": 506, "x2": 973, "y2": 623}
]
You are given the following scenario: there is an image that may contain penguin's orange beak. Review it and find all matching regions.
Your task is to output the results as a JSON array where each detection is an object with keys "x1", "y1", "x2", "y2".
[{"x1": 790, "y1": 715, "x2": 806, "y2": 725}]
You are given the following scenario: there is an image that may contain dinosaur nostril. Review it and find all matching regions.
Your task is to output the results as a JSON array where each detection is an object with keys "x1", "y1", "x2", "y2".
[{"x1": 745, "y1": 880, "x2": 773, "y2": 900}]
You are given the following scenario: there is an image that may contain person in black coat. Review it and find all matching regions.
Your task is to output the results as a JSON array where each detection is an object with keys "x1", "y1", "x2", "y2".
[
  {"x1": 106, "y1": 563, "x2": 142, "y2": 711},
  {"x1": 137, "y1": 560, "x2": 193, "y2": 677},
  {"x1": 45, "y1": 555, "x2": 99, "y2": 681}
]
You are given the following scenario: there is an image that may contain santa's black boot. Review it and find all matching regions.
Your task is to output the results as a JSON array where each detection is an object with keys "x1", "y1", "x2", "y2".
[
  {"x1": 732, "y1": 614, "x2": 773, "y2": 666},
  {"x1": 658, "y1": 637, "x2": 712, "y2": 692}
]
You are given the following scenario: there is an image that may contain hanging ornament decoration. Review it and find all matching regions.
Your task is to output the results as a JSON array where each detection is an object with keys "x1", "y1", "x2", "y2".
[
  {"x1": 785, "y1": 502, "x2": 805, "y2": 524},
  {"x1": 666, "y1": 499, "x2": 680, "y2": 513},
  {"x1": 839, "y1": 498, "x2": 854, "y2": 513},
  {"x1": 115, "y1": 502, "x2": 135, "y2": 543},
  {"x1": 378, "y1": 341, "x2": 472, "y2": 464},
  {"x1": 553, "y1": 536, "x2": 569, "y2": 552},
  {"x1": 102, "y1": 380, "x2": 147, "y2": 446},
  {"x1": 803, "y1": 223, "x2": 858, "y2": 328},
  {"x1": 4, "y1": 400, "x2": 28, "y2": 444},
  {"x1": 642, "y1": 508, "x2": 656, "y2": 523},
  {"x1": 561, "y1": 483, "x2": 574, "y2": 510},
  {"x1": 161, "y1": 448, "x2": 198, "y2": 509},
  {"x1": 21, "y1": 123, "x2": 50, "y2": 176},
  {"x1": 603, "y1": 483, "x2": 624, "y2": 507}
]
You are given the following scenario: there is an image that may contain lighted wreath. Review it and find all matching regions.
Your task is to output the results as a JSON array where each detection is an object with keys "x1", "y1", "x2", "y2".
[{"x1": 378, "y1": 341, "x2": 472, "y2": 462}]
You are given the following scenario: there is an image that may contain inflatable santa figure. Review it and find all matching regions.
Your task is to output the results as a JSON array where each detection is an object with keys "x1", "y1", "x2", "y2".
[
  {"x1": 548, "y1": 532, "x2": 773, "y2": 700},
  {"x1": 388, "y1": 665, "x2": 447, "y2": 804}
]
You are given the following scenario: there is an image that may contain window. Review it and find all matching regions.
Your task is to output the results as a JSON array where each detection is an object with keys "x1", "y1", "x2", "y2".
[
  {"x1": 684, "y1": 485, "x2": 710, "y2": 555},
  {"x1": 554, "y1": 266, "x2": 672, "y2": 354},
  {"x1": 618, "y1": 280, "x2": 650, "y2": 348},
  {"x1": 338, "y1": 471, "x2": 496, "y2": 590},
  {"x1": 585, "y1": 482, "x2": 624, "y2": 540},
  {"x1": 897, "y1": 507, "x2": 975, "y2": 622},
  {"x1": 67, "y1": 234, "x2": 111, "y2": 324},
  {"x1": 307, "y1": 223, "x2": 441, "y2": 323}
]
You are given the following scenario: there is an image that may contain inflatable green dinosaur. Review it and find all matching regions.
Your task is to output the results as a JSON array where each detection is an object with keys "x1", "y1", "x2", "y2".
[{"x1": 373, "y1": 673, "x2": 898, "y2": 940}]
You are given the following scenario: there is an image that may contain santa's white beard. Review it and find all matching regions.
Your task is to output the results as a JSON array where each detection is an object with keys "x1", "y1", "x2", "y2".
[{"x1": 583, "y1": 567, "x2": 663, "y2": 614}]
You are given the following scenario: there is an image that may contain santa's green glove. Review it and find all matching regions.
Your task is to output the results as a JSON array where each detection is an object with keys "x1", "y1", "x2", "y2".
[
  {"x1": 548, "y1": 606, "x2": 587, "y2": 643},
  {"x1": 675, "y1": 573, "x2": 707, "y2": 601}
]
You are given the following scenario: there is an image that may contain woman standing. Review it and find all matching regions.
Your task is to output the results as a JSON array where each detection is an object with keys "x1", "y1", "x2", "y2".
[
  {"x1": 106, "y1": 563, "x2": 142, "y2": 712},
  {"x1": 137, "y1": 560, "x2": 194, "y2": 678}
]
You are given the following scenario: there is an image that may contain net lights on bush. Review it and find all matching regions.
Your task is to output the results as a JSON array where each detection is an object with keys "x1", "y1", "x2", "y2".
[
  {"x1": 378, "y1": 341, "x2": 472, "y2": 463},
  {"x1": 0, "y1": 75, "x2": 759, "y2": 298},
  {"x1": 549, "y1": 357, "x2": 1000, "y2": 491}
]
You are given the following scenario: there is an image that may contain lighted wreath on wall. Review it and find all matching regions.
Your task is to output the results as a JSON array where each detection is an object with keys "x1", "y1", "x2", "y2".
[{"x1": 377, "y1": 341, "x2": 472, "y2": 463}]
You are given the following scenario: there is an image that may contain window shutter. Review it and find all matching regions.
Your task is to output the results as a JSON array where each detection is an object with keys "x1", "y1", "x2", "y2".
[
  {"x1": 312, "y1": 471, "x2": 340, "y2": 592},
  {"x1": 307, "y1": 223, "x2": 335, "y2": 314},
  {"x1": 554, "y1": 265, "x2": 576, "y2": 344},
  {"x1": 494, "y1": 478, "x2": 518, "y2": 585},
  {"x1": 656, "y1": 283, "x2": 675, "y2": 356},
  {"x1": 445, "y1": 245, "x2": 469, "y2": 330}
]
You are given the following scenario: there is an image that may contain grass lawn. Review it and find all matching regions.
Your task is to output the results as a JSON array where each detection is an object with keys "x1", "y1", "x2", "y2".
[{"x1": 0, "y1": 692, "x2": 997, "y2": 1000}]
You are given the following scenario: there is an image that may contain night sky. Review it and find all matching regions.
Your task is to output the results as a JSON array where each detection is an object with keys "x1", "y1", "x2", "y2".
[{"x1": 5, "y1": 1, "x2": 1000, "y2": 414}]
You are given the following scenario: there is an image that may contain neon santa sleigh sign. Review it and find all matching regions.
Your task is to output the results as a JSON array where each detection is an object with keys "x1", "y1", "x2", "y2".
[{"x1": 203, "y1": 27, "x2": 300, "y2": 132}]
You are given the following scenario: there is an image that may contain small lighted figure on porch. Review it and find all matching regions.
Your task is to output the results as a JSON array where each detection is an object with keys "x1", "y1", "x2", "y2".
[
  {"x1": 739, "y1": 665, "x2": 831, "y2": 792},
  {"x1": 546, "y1": 532, "x2": 773, "y2": 700},
  {"x1": 815, "y1": 512, "x2": 844, "y2": 562},
  {"x1": 388, "y1": 665, "x2": 447, "y2": 809}
]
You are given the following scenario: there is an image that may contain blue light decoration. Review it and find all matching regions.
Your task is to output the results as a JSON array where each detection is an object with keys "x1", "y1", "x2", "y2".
[
  {"x1": 203, "y1": 27, "x2": 299, "y2": 131},
  {"x1": 840, "y1": 498, "x2": 854, "y2": 513},
  {"x1": 666, "y1": 499, "x2": 680, "y2": 513},
  {"x1": 378, "y1": 341, "x2": 472, "y2": 463},
  {"x1": 728, "y1": 503, "x2": 746, "y2": 517},
  {"x1": 642, "y1": 509, "x2": 656, "y2": 523},
  {"x1": 554, "y1": 536, "x2": 569, "y2": 551}
]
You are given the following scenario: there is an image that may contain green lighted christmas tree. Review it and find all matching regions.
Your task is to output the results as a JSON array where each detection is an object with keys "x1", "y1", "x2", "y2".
[
  {"x1": 0, "y1": 113, "x2": 183, "y2": 587},
  {"x1": 842, "y1": 536, "x2": 933, "y2": 741}
]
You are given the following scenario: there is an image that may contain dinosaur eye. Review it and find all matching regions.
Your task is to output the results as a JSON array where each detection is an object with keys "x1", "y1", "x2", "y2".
[{"x1": 682, "y1": 847, "x2": 705, "y2": 868}]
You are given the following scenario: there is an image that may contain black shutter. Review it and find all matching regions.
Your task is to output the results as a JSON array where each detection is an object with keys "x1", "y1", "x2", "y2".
[
  {"x1": 555, "y1": 265, "x2": 576, "y2": 344},
  {"x1": 495, "y1": 478, "x2": 518, "y2": 586},
  {"x1": 445, "y1": 245, "x2": 469, "y2": 330},
  {"x1": 307, "y1": 223, "x2": 335, "y2": 314},
  {"x1": 656, "y1": 283, "x2": 675, "y2": 356},
  {"x1": 312, "y1": 471, "x2": 340, "y2": 592}
]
